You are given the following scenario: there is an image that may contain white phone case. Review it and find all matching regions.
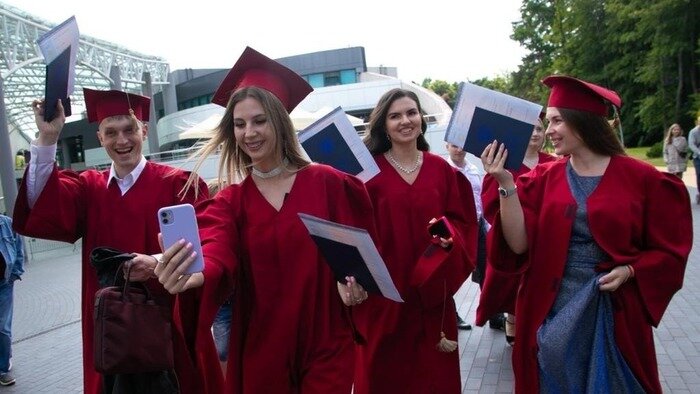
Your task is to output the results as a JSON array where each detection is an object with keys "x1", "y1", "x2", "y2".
[{"x1": 157, "y1": 203, "x2": 205, "y2": 274}]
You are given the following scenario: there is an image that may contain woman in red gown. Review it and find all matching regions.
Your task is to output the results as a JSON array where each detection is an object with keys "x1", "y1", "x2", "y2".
[
  {"x1": 353, "y1": 88, "x2": 477, "y2": 394},
  {"x1": 155, "y1": 47, "x2": 374, "y2": 394},
  {"x1": 482, "y1": 75, "x2": 692, "y2": 393}
]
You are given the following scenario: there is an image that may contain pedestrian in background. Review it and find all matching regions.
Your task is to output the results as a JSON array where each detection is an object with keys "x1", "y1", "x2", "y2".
[
  {"x1": 687, "y1": 115, "x2": 700, "y2": 204},
  {"x1": 0, "y1": 214, "x2": 24, "y2": 387},
  {"x1": 663, "y1": 123, "x2": 688, "y2": 178}
]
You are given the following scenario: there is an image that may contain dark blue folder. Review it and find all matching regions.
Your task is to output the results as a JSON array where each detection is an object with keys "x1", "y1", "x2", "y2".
[
  {"x1": 44, "y1": 46, "x2": 72, "y2": 122},
  {"x1": 309, "y1": 235, "x2": 380, "y2": 294},
  {"x1": 463, "y1": 106, "x2": 532, "y2": 170},
  {"x1": 301, "y1": 123, "x2": 363, "y2": 176}
]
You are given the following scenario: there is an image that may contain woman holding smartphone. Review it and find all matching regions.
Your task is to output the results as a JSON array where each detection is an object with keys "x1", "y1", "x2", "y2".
[
  {"x1": 352, "y1": 88, "x2": 477, "y2": 394},
  {"x1": 155, "y1": 47, "x2": 375, "y2": 393}
]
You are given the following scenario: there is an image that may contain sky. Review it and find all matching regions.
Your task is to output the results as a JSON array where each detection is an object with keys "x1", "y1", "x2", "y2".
[{"x1": 3, "y1": 0, "x2": 527, "y2": 84}]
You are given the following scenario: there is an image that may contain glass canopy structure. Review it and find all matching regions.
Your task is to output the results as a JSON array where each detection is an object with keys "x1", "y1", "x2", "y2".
[{"x1": 0, "y1": 3, "x2": 169, "y2": 140}]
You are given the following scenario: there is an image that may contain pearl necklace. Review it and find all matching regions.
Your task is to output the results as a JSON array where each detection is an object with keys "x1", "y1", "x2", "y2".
[
  {"x1": 252, "y1": 158, "x2": 289, "y2": 179},
  {"x1": 386, "y1": 151, "x2": 422, "y2": 174}
]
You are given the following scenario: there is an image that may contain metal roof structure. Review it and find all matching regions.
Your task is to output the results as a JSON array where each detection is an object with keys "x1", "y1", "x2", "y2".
[{"x1": 0, "y1": 3, "x2": 169, "y2": 140}]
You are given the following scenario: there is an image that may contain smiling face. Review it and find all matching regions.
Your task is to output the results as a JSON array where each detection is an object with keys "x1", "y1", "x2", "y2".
[
  {"x1": 233, "y1": 97, "x2": 278, "y2": 171},
  {"x1": 545, "y1": 107, "x2": 586, "y2": 156},
  {"x1": 385, "y1": 96, "x2": 423, "y2": 147},
  {"x1": 97, "y1": 115, "x2": 147, "y2": 177}
]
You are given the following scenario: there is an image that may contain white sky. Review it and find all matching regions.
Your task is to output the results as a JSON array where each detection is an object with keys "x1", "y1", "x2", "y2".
[{"x1": 4, "y1": 0, "x2": 526, "y2": 83}]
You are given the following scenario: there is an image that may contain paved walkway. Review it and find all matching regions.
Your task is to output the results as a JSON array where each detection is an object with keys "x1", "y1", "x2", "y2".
[{"x1": 3, "y1": 184, "x2": 699, "y2": 393}]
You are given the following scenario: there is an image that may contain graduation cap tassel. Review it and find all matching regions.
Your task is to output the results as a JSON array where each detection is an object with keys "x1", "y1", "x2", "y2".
[{"x1": 436, "y1": 279, "x2": 458, "y2": 353}]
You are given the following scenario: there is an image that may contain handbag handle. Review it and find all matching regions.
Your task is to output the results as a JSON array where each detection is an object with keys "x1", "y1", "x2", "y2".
[{"x1": 119, "y1": 262, "x2": 155, "y2": 304}]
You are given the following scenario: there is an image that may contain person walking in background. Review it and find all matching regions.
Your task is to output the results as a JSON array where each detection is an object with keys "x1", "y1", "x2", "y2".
[
  {"x1": 445, "y1": 142, "x2": 485, "y2": 331},
  {"x1": 155, "y1": 47, "x2": 376, "y2": 393},
  {"x1": 353, "y1": 88, "x2": 476, "y2": 394},
  {"x1": 476, "y1": 117, "x2": 556, "y2": 346},
  {"x1": 688, "y1": 115, "x2": 700, "y2": 204},
  {"x1": 12, "y1": 91, "x2": 213, "y2": 393},
  {"x1": 663, "y1": 123, "x2": 688, "y2": 178},
  {"x1": 482, "y1": 75, "x2": 692, "y2": 393},
  {"x1": 0, "y1": 215, "x2": 24, "y2": 387}
]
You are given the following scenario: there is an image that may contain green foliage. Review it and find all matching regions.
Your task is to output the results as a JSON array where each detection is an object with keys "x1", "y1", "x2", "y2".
[
  {"x1": 422, "y1": 79, "x2": 459, "y2": 107},
  {"x1": 645, "y1": 141, "x2": 664, "y2": 158},
  {"x1": 419, "y1": 0, "x2": 700, "y2": 148}
]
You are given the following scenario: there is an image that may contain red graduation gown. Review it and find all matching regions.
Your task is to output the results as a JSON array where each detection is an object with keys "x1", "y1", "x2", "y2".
[
  {"x1": 353, "y1": 152, "x2": 477, "y2": 394},
  {"x1": 12, "y1": 162, "x2": 218, "y2": 394},
  {"x1": 195, "y1": 164, "x2": 376, "y2": 393},
  {"x1": 476, "y1": 152, "x2": 556, "y2": 324},
  {"x1": 488, "y1": 155, "x2": 693, "y2": 393}
]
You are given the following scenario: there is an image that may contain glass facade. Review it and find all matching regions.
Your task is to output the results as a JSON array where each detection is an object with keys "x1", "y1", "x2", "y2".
[
  {"x1": 305, "y1": 69, "x2": 357, "y2": 88},
  {"x1": 178, "y1": 94, "x2": 214, "y2": 111}
]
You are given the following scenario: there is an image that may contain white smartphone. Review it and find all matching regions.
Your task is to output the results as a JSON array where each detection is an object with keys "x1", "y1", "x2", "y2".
[{"x1": 157, "y1": 203, "x2": 205, "y2": 274}]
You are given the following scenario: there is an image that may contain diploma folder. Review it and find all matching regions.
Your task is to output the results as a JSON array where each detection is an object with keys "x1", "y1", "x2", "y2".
[
  {"x1": 444, "y1": 82, "x2": 543, "y2": 170},
  {"x1": 298, "y1": 213, "x2": 403, "y2": 303},
  {"x1": 37, "y1": 16, "x2": 80, "y2": 122},
  {"x1": 43, "y1": 46, "x2": 73, "y2": 122},
  {"x1": 298, "y1": 107, "x2": 380, "y2": 183}
]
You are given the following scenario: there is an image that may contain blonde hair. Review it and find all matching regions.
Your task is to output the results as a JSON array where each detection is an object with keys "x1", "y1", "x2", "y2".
[
  {"x1": 664, "y1": 123, "x2": 683, "y2": 145},
  {"x1": 180, "y1": 87, "x2": 309, "y2": 197}
]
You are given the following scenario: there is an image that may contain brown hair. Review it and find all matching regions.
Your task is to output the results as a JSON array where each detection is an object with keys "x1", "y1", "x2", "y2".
[
  {"x1": 364, "y1": 88, "x2": 429, "y2": 155},
  {"x1": 181, "y1": 87, "x2": 310, "y2": 197},
  {"x1": 558, "y1": 108, "x2": 625, "y2": 156}
]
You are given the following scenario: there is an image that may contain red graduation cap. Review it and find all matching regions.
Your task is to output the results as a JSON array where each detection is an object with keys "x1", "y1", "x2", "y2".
[
  {"x1": 83, "y1": 88, "x2": 151, "y2": 123},
  {"x1": 542, "y1": 75, "x2": 622, "y2": 116},
  {"x1": 211, "y1": 46, "x2": 313, "y2": 112}
]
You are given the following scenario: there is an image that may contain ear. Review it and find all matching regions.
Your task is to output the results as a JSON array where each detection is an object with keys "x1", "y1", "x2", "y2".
[
  {"x1": 96, "y1": 130, "x2": 105, "y2": 147},
  {"x1": 141, "y1": 122, "x2": 149, "y2": 140}
]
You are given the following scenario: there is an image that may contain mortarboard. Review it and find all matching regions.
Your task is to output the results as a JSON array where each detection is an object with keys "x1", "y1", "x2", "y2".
[
  {"x1": 542, "y1": 75, "x2": 622, "y2": 116},
  {"x1": 83, "y1": 88, "x2": 151, "y2": 124},
  {"x1": 211, "y1": 46, "x2": 313, "y2": 112}
]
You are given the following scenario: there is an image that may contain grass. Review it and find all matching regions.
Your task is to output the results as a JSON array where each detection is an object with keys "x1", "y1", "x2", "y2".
[{"x1": 625, "y1": 146, "x2": 665, "y2": 167}]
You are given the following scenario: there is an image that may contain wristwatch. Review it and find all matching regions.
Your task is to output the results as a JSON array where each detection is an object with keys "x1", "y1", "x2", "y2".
[{"x1": 498, "y1": 186, "x2": 518, "y2": 198}]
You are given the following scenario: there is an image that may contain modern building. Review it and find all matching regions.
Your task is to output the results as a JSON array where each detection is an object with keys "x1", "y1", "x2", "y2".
[{"x1": 83, "y1": 46, "x2": 453, "y2": 178}]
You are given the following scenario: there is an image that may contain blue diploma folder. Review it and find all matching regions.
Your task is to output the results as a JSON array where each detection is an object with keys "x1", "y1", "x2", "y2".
[
  {"x1": 44, "y1": 46, "x2": 73, "y2": 122},
  {"x1": 464, "y1": 106, "x2": 533, "y2": 170},
  {"x1": 301, "y1": 123, "x2": 364, "y2": 176}
]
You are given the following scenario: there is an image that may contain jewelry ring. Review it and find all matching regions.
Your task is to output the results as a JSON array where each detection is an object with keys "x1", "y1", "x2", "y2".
[{"x1": 177, "y1": 274, "x2": 184, "y2": 281}]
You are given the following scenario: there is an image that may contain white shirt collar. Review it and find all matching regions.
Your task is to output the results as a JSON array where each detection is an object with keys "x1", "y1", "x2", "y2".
[{"x1": 107, "y1": 156, "x2": 147, "y2": 195}]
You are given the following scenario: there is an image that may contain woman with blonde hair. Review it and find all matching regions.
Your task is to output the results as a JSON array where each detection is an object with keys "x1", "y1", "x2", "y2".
[
  {"x1": 663, "y1": 123, "x2": 688, "y2": 178},
  {"x1": 156, "y1": 47, "x2": 376, "y2": 393}
]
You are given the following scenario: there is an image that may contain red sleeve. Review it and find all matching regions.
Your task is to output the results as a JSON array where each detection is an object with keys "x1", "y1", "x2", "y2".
[
  {"x1": 411, "y1": 164, "x2": 477, "y2": 308},
  {"x1": 632, "y1": 172, "x2": 692, "y2": 325},
  {"x1": 197, "y1": 189, "x2": 240, "y2": 323},
  {"x1": 12, "y1": 166, "x2": 86, "y2": 242},
  {"x1": 486, "y1": 166, "x2": 542, "y2": 274}
]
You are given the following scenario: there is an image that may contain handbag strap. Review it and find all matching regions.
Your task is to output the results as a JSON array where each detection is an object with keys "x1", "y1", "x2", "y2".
[{"x1": 118, "y1": 262, "x2": 155, "y2": 303}]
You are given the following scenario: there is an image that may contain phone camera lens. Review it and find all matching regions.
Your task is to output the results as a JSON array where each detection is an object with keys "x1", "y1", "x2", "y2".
[
  {"x1": 162, "y1": 218, "x2": 169, "y2": 224},
  {"x1": 160, "y1": 211, "x2": 168, "y2": 217}
]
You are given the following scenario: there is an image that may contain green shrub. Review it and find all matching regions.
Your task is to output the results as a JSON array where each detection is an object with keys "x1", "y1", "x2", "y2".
[{"x1": 646, "y1": 141, "x2": 663, "y2": 158}]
